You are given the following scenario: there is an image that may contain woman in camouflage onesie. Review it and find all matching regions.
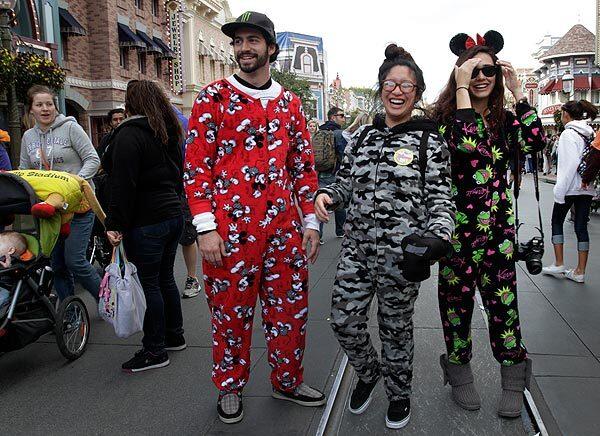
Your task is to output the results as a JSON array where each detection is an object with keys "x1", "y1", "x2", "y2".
[
  {"x1": 433, "y1": 31, "x2": 546, "y2": 418},
  {"x1": 315, "y1": 45, "x2": 455, "y2": 430}
]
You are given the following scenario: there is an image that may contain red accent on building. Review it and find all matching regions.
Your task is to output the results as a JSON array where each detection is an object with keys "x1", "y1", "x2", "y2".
[
  {"x1": 574, "y1": 75, "x2": 590, "y2": 90},
  {"x1": 539, "y1": 80, "x2": 555, "y2": 95},
  {"x1": 592, "y1": 76, "x2": 600, "y2": 90}
]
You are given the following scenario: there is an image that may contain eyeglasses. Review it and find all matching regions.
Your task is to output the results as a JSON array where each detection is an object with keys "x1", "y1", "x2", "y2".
[
  {"x1": 381, "y1": 80, "x2": 419, "y2": 93},
  {"x1": 471, "y1": 65, "x2": 498, "y2": 79},
  {"x1": 335, "y1": 113, "x2": 345, "y2": 118}
]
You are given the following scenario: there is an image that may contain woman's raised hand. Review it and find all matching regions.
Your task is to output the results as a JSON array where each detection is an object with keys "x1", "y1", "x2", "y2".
[
  {"x1": 454, "y1": 58, "x2": 481, "y2": 88},
  {"x1": 497, "y1": 60, "x2": 522, "y2": 100}
]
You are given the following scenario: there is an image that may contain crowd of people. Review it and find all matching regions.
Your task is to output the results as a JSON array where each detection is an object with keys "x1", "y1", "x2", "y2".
[{"x1": 1, "y1": 8, "x2": 599, "y2": 431}]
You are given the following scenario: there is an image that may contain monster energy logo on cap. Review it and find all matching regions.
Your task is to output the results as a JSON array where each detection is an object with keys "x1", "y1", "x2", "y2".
[
  {"x1": 239, "y1": 11, "x2": 252, "y2": 22},
  {"x1": 221, "y1": 11, "x2": 277, "y2": 44}
]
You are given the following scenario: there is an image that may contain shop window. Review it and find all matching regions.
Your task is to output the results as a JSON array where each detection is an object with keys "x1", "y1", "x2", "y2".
[
  {"x1": 138, "y1": 51, "x2": 146, "y2": 74},
  {"x1": 198, "y1": 56, "x2": 205, "y2": 81},
  {"x1": 120, "y1": 47, "x2": 129, "y2": 69},
  {"x1": 135, "y1": 0, "x2": 143, "y2": 10},
  {"x1": 592, "y1": 91, "x2": 600, "y2": 105},
  {"x1": 155, "y1": 57, "x2": 162, "y2": 78},
  {"x1": 62, "y1": 36, "x2": 69, "y2": 62},
  {"x1": 152, "y1": 0, "x2": 159, "y2": 17}
]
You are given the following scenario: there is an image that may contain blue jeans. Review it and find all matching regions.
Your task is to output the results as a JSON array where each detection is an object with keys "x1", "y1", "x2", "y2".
[
  {"x1": 123, "y1": 216, "x2": 184, "y2": 353},
  {"x1": 52, "y1": 211, "x2": 101, "y2": 301},
  {"x1": 551, "y1": 195, "x2": 593, "y2": 251},
  {"x1": 318, "y1": 172, "x2": 346, "y2": 237}
]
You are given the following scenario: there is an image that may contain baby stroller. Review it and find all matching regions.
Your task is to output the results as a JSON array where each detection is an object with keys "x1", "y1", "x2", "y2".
[{"x1": 0, "y1": 172, "x2": 90, "y2": 360}]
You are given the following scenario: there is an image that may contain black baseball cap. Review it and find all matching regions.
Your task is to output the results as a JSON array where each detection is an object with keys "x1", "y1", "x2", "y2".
[
  {"x1": 222, "y1": 11, "x2": 280, "y2": 62},
  {"x1": 222, "y1": 11, "x2": 275, "y2": 42}
]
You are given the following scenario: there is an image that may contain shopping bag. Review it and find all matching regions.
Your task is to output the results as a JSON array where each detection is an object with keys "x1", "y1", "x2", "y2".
[{"x1": 98, "y1": 243, "x2": 147, "y2": 338}]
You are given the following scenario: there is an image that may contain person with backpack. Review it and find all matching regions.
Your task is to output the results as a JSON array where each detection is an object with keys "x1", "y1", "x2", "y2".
[
  {"x1": 542, "y1": 100, "x2": 598, "y2": 283},
  {"x1": 314, "y1": 44, "x2": 455, "y2": 429},
  {"x1": 314, "y1": 106, "x2": 348, "y2": 242}
]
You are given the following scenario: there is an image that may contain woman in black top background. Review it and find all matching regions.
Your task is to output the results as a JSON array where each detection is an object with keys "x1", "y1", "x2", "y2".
[{"x1": 104, "y1": 80, "x2": 185, "y2": 373}]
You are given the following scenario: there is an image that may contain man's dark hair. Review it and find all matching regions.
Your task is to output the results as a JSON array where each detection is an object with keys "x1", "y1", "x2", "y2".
[
  {"x1": 108, "y1": 108, "x2": 125, "y2": 119},
  {"x1": 327, "y1": 106, "x2": 342, "y2": 120}
]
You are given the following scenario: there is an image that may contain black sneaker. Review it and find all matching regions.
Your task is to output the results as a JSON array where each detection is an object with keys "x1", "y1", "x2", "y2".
[
  {"x1": 272, "y1": 383, "x2": 326, "y2": 406},
  {"x1": 386, "y1": 398, "x2": 411, "y2": 429},
  {"x1": 217, "y1": 392, "x2": 243, "y2": 424},
  {"x1": 165, "y1": 334, "x2": 187, "y2": 351},
  {"x1": 121, "y1": 349, "x2": 170, "y2": 373},
  {"x1": 349, "y1": 378, "x2": 379, "y2": 414}
]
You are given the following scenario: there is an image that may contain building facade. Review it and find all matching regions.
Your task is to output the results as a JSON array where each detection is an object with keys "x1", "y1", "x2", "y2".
[
  {"x1": 58, "y1": 0, "x2": 177, "y2": 145},
  {"x1": 535, "y1": 25, "x2": 600, "y2": 129},
  {"x1": 178, "y1": 0, "x2": 236, "y2": 115},
  {"x1": 275, "y1": 31, "x2": 327, "y2": 121}
]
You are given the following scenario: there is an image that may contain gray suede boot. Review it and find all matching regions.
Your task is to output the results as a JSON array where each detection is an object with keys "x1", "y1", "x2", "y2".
[
  {"x1": 440, "y1": 354, "x2": 481, "y2": 411},
  {"x1": 498, "y1": 358, "x2": 532, "y2": 418}
]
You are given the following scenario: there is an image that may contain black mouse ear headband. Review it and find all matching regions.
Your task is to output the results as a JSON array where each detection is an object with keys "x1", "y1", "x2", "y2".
[{"x1": 449, "y1": 30, "x2": 504, "y2": 56}]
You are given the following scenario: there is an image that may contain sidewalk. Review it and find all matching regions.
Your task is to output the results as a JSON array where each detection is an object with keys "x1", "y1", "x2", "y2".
[
  {"x1": 1, "y1": 176, "x2": 598, "y2": 435},
  {"x1": 0, "y1": 228, "x2": 345, "y2": 435}
]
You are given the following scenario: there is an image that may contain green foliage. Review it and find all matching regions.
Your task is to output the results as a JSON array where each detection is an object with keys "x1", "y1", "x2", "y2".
[
  {"x1": 0, "y1": 51, "x2": 65, "y2": 101},
  {"x1": 270, "y1": 68, "x2": 316, "y2": 118}
]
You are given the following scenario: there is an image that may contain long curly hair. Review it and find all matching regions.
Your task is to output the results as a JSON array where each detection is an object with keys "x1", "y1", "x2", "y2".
[
  {"x1": 432, "y1": 45, "x2": 506, "y2": 133},
  {"x1": 125, "y1": 80, "x2": 183, "y2": 146}
]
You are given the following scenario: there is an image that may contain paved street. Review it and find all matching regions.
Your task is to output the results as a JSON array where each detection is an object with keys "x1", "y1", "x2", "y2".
[{"x1": 1, "y1": 174, "x2": 598, "y2": 435}]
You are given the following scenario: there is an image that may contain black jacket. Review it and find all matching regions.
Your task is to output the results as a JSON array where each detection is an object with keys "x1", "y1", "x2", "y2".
[{"x1": 103, "y1": 116, "x2": 183, "y2": 231}]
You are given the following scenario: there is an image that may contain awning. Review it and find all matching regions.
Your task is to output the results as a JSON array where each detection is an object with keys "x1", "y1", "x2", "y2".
[
  {"x1": 198, "y1": 42, "x2": 212, "y2": 57},
  {"x1": 592, "y1": 76, "x2": 600, "y2": 90},
  {"x1": 539, "y1": 80, "x2": 555, "y2": 95},
  {"x1": 574, "y1": 75, "x2": 590, "y2": 90},
  {"x1": 118, "y1": 23, "x2": 145, "y2": 49},
  {"x1": 137, "y1": 30, "x2": 162, "y2": 54},
  {"x1": 551, "y1": 79, "x2": 563, "y2": 93},
  {"x1": 59, "y1": 8, "x2": 86, "y2": 36},
  {"x1": 153, "y1": 37, "x2": 176, "y2": 59}
]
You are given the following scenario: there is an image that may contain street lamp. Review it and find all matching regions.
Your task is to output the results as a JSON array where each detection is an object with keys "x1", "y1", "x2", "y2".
[
  {"x1": 562, "y1": 71, "x2": 574, "y2": 100},
  {"x1": 0, "y1": 0, "x2": 20, "y2": 167}
]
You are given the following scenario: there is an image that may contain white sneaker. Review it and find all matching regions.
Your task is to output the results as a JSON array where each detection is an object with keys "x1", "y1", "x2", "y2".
[
  {"x1": 542, "y1": 264, "x2": 565, "y2": 277},
  {"x1": 565, "y1": 269, "x2": 585, "y2": 283}
]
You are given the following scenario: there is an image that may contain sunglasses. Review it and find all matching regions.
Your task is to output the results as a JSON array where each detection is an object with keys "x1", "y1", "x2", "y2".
[
  {"x1": 335, "y1": 113, "x2": 345, "y2": 118},
  {"x1": 471, "y1": 65, "x2": 498, "y2": 79}
]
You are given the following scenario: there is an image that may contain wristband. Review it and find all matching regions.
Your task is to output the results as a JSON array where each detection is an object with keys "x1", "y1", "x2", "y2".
[
  {"x1": 198, "y1": 229, "x2": 214, "y2": 235},
  {"x1": 456, "y1": 86, "x2": 469, "y2": 92}
]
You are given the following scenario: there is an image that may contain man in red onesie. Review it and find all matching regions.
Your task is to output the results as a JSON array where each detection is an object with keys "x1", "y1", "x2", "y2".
[{"x1": 184, "y1": 11, "x2": 324, "y2": 424}]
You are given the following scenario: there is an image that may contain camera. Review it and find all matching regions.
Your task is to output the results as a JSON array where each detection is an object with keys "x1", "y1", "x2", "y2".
[{"x1": 516, "y1": 236, "x2": 544, "y2": 275}]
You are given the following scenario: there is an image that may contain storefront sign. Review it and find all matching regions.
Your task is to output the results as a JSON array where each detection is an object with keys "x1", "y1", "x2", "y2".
[
  {"x1": 541, "y1": 104, "x2": 562, "y2": 115},
  {"x1": 525, "y1": 82, "x2": 538, "y2": 89},
  {"x1": 167, "y1": 1, "x2": 184, "y2": 94}
]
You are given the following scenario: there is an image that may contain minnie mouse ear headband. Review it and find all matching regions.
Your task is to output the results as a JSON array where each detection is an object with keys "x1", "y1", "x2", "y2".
[{"x1": 449, "y1": 30, "x2": 504, "y2": 56}]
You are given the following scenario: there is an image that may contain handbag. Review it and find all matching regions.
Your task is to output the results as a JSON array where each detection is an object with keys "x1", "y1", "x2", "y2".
[{"x1": 98, "y1": 243, "x2": 147, "y2": 338}]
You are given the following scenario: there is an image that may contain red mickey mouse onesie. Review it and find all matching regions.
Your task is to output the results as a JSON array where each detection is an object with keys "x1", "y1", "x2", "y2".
[{"x1": 184, "y1": 75, "x2": 319, "y2": 394}]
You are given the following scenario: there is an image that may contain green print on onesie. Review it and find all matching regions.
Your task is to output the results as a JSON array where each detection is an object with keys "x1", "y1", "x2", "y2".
[
  {"x1": 491, "y1": 191, "x2": 500, "y2": 212},
  {"x1": 476, "y1": 211, "x2": 491, "y2": 232},
  {"x1": 452, "y1": 332, "x2": 471, "y2": 351},
  {"x1": 499, "y1": 239, "x2": 514, "y2": 260},
  {"x1": 441, "y1": 266, "x2": 460, "y2": 285},
  {"x1": 521, "y1": 110, "x2": 539, "y2": 127},
  {"x1": 455, "y1": 211, "x2": 469, "y2": 227},
  {"x1": 481, "y1": 273, "x2": 491, "y2": 287},
  {"x1": 472, "y1": 249, "x2": 484, "y2": 264},
  {"x1": 473, "y1": 165, "x2": 493, "y2": 185},
  {"x1": 506, "y1": 309, "x2": 518, "y2": 326},
  {"x1": 458, "y1": 136, "x2": 477, "y2": 153},
  {"x1": 496, "y1": 286, "x2": 515, "y2": 305},
  {"x1": 491, "y1": 145, "x2": 503, "y2": 163},
  {"x1": 506, "y1": 207, "x2": 515, "y2": 226},
  {"x1": 447, "y1": 308, "x2": 461, "y2": 326},
  {"x1": 501, "y1": 329, "x2": 517, "y2": 349},
  {"x1": 450, "y1": 233, "x2": 461, "y2": 253}
]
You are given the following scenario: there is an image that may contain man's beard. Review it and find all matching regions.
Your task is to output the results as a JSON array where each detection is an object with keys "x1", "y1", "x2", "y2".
[{"x1": 236, "y1": 50, "x2": 269, "y2": 73}]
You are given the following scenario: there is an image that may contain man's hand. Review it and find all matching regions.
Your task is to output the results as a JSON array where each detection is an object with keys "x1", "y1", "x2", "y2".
[
  {"x1": 198, "y1": 230, "x2": 227, "y2": 267},
  {"x1": 302, "y1": 229, "x2": 320, "y2": 264},
  {"x1": 314, "y1": 193, "x2": 333, "y2": 223},
  {"x1": 106, "y1": 231, "x2": 122, "y2": 246}
]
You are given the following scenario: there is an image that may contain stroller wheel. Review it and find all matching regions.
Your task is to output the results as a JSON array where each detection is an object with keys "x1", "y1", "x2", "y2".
[{"x1": 55, "y1": 296, "x2": 90, "y2": 360}]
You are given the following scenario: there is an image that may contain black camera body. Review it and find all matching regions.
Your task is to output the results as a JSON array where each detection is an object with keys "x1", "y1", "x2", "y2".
[{"x1": 516, "y1": 236, "x2": 544, "y2": 275}]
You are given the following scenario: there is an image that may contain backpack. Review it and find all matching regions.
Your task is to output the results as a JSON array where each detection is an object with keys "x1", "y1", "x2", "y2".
[
  {"x1": 312, "y1": 130, "x2": 337, "y2": 172},
  {"x1": 574, "y1": 130, "x2": 600, "y2": 185}
]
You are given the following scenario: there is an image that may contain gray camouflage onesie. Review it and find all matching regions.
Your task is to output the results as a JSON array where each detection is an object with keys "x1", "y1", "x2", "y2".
[{"x1": 318, "y1": 116, "x2": 455, "y2": 400}]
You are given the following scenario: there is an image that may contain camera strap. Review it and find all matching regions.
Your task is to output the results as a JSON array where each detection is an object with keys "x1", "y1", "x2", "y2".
[{"x1": 513, "y1": 150, "x2": 545, "y2": 245}]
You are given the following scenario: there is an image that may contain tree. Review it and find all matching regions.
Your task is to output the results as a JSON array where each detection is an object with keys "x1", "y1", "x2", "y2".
[
  {"x1": 348, "y1": 86, "x2": 377, "y2": 113},
  {"x1": 270, "y1": 68, "x2": 316, "y2": 118}
]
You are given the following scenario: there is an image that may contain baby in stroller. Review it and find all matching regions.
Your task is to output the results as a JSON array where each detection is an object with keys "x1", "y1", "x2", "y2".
[{"x1": 0, "y1": 231, "x2": 29, "y2": 317}]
